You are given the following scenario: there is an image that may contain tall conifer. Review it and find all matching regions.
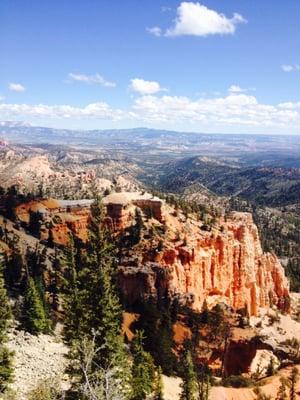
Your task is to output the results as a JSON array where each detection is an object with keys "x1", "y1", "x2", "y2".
[
  {"x1": 131, "y1": 330, "x2": 156, "y2": 400},
  {"x1": 180, "y1": 350, "x2": 198, "y2": 400},
  {"x1": 63, "y1": 198, "x2": 131, "y2": 398},
  {"x1": 0, "y1": 262, "x2": 14, "y2": 393},
  {"x1": 23, "y1": 277, "x2": 47, "y2": 334}
]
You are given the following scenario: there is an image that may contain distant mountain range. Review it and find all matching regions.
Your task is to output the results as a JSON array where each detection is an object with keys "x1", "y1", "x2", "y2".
[{"x1": 1, "y1": 122, "x2": 300, "y2": 168}]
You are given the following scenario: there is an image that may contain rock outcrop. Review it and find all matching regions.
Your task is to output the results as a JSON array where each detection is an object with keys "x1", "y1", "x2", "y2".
[
  {"x1": 118, "y1": 207, "x2": 290, "y2": 316},
  {"x1": 12, "y1": 193, "x2": 290, "y2": 316}
]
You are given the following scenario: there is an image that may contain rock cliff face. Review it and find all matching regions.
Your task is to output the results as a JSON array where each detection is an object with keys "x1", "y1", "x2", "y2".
[
  {"x1": 118, "y1": 209, "x2": 290, "y2": 316},
  {"x1": 13, "y1": 193, "x2": 290, "y2": 316}
]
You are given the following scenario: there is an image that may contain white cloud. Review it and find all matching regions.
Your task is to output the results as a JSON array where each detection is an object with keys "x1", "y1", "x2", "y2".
[
  {"x1": 228, "y1": 85, "x2": 244, "y2": 93},
  {"x1": 278, "y1": 101, "x2": 300, "y2": 109},
  {"x1": 132, "y1": 93, "x2": 299, "y2": 127},
  {"x1": 68, "y1": 73, "x2": 116, "y2": 87},
  {"x1": 9, "y1": 83, "x2": 25, "y2": 92},
  {"x1": 0, "y1": 102, "x2": 124, "y2": 120},
  {"x1": 0, "y1": 95, "x2": 5, "y2": 102},
  {"x1": 164, "y1": 2, "x2": 246, "y2": 37},
  {"x1": 281, "y1": 64, "x2": 300, "y2": 72},
  {"x1": 129, "y1": 78, "x2": 166, "y2": 95},
  {"x1": 146, "y1": 26, "x2": 162, "y2": 37},
  {"x1": 1, "y1": 92, "x2": 300, "y2": 132}
]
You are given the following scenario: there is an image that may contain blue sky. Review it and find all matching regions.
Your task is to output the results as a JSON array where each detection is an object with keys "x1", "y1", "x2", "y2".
[{"x1": 1, "y1": 0, "x2": 300, "y2": 133}]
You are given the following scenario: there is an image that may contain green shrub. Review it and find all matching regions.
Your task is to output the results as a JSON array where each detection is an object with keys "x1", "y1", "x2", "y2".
[
  {"x1": 221, "y1": 375, "x2": 254, "y2": 388},
  {"x1": 27, "y1": 379, "x2": 63, "y2": 400}
]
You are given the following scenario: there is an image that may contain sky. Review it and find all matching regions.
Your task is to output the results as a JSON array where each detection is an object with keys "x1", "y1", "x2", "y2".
[{"x1": 1, "y1": 0, "x2": 300, "y2": 134}]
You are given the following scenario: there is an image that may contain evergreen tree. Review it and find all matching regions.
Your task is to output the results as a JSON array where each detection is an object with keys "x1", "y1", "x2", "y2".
[
  {"x1": 134, "y1": 302, "x2": 177, "y2": 376},
  {"x1": 131, "y1": 330, "x2": 156, "y2": 400},
  {"x1": 34, "y1": 277, "x2": 50, "y2": 330},
  {"x1": 0, "y1": 346, "x2": 14, "y2": 394},
  {"x1": 276, "y1": 377, "x2": 288, "y2": 400},
  {"x1": 155, "y1": 311, "x2": 177, "y2": 376},
  {"x1": 28, "y1": 210, "x2": 42, "y2": 236},
  {"x1": 47, "y1": 227, "x2": 54, "y2": 248},
  {"x1": 63, "y1": 199, "x2": 131, "y2": 398},
  {"x1": 0, "y1": 269, "x2": 11, "y2": 343},
  {"x1": 266, "y1": 356, "x2": 276, "y2": 376},
  {"x1": 48, "y1": 247, "x2": 61, "y2": 312},
  {"x1": 180, "y1": 350, "x2": 198, "y2": 400},
  {"x1": 62, "y1": 235, "x2": 87, "y2": 343},
  {"x1": 153, "y1": 366, "x2": 164, "y2": 400},
  {"x1": 0, "y1": 262, "x2": 14, "y2": 393},
  {"x1": 26, "y1": 246, "x2": 47, "y2": 279},
  {"x1": 5, "y1": 247, "x2": 23, "y2": 289},
  {"x1": 288, "y1": 367, "x2": 299, "y2": 400},
  {"x1": 253, "y1": 387, "x2": 272, "y2": 400},
  {"x1": 85, "y1": 199, "x2": 125, "y2": 368},
  {"x1": 197, "y1": 364, "x2": 210, "y2": 400},
  {"x1": 130, "y1": 208, "x2": 143, "y2": 245},
  {"x1": 23, "y1": 277, "x2": 47, "y2": 334}
]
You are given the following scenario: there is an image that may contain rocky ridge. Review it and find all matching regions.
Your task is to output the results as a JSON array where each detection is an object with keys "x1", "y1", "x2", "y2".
[
  {"x1": 114, "y1": 196, "x2": 290, "y2": 316},
  {"x1": 13, "y1": 192, "x2": 290, "y2": 316}
]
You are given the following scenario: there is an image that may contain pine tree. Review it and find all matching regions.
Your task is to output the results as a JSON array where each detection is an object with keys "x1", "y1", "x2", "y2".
[
  {"x1": 23, "y1": 277, "x2": 47, "y2": 334},
  {"x1": 197, "y1": 364, "x2": 210, "y2": 400},
  {"x1": 276, "y1": 377, "x2": 288, "y2": 400},
  {"x1": 26, "y1": 246, "x2": 47, "y2": 279},
  {"x1": 5, "y1": 247, "x2": 23, "y2": 289},
  {"x1": 153, "y1": 366, "x2": 164, "y2": 400},
  {"x1": 61, "y1": 235, "x2": 87, "y2": 343},
  {"x1": 28, "y1": 210, "x2": 42, "y2": 236},
  {"x1": 0, "y1": 346, "x2": 14, "y2": 393},
  {"x1": 63, "y1": 199, "x2": 131, "y2": 398},
  {"x1": 48, "y1": 246, "x2": 61, "y2": 312},
  {"x1": 288, "y1": 367, "x2": 299, "y2": 400},
  {"x1": 85, "y1": 199, "x2": 125, "y2": 368},
  {"x1": 134, "y1": 302, "x2": 177, "y2": 376},
  {"x1": 131, "y1": 330, "x2": 156, "y2": 400},
  {"x1": 266, "y1": 356, "x2": 276, "y2": 376},
  {"x1": 0, "y1": 270, "x2": 11, "y2": 344},
  {"x1": 0, "y1": 262, "x2": 14, "y2": 393},
  {"x1": 34, "y1": 277, "x2": 50, "y2": 331},
  {"x1": 253, "y1": 387, "x2": 272, "y2": 400},
  {"x1": 180, "y1": 350, "x2": 198, "y2": 400},
  {"x1": 155, "y1": 310, "x2": 177, "y2": 376},
  {"x1": 131, "y1": 208, "x2": 144, "y2": 245}
]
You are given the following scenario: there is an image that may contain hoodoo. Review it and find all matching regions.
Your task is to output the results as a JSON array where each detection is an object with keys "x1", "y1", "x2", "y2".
[{"x1": 16, "y1": 192, "x2": 290, "y2": 316}]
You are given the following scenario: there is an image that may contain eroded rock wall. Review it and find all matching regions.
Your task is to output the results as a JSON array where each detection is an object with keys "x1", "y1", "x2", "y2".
[{"x1": 119, "y1": 212, "x2": 290, "y2": 316}]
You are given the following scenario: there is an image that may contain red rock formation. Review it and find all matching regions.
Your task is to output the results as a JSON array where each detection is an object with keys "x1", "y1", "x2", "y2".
[
  {"x1": 119, "y1": 212, "x2": 290, "y2": 316},
  {"x1": 12, "y1": 194, "x2": 290, "y2": 316}
]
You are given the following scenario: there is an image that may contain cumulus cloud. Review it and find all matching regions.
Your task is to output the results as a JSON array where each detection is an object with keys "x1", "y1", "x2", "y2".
[
  {"x1": 278, "y1": 101, "x2": 300, "y2": 109},
  {"x1": 0, "y1": 102, "x2": 124, "y2": 120},
  {"x1": 132, "y1": 93, "x2": 299, "y2": 127},
  {"x1": 146, "y1": 26, "x2": 162, "y2": 37},
  {"x1": 9, "y1": 83, "x2": 25, "y2": 92},
  {"x1": 281, "y1": 64, "x2": 300, "y2": 72},
  {"x1": 1, "y1": 92, "x2": 300, "y2": 131},
  {"x1": 129, "y1": 78, "x2": 166, "y2": 95},
  {"x1": 67, "y1": 73, "x2": 116, "y2": 87},
  {"x1": 164, "y1": 2, "x2": 246, "y2": 37}
]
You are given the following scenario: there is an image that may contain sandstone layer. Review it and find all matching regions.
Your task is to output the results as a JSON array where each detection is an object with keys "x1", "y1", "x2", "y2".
[
  {"x1": 13, "y1": 192, "x2": 290, "y2": 316},
  {"x1": 116, "y1": 200, "x2": 290, "y2": 316}
]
